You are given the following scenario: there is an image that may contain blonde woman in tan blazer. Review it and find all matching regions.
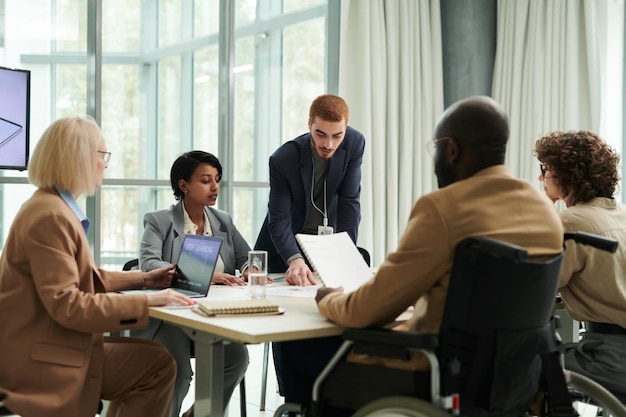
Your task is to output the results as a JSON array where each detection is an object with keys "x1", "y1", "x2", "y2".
[{"x1": 0, "y1": 116, "x2": 196, "y2": 417}]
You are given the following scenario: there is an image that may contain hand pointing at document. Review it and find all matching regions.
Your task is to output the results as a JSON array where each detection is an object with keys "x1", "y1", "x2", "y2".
[{"x1": 285, "y1": 257, "x2": 316, "y2": 286}]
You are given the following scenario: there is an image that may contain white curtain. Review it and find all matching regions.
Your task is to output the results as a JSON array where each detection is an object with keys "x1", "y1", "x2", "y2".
[
  {"x1": 338, "y1": 0, "x2": 444, "y2": 266},
  {"x1": 492, "y1": 0, "x2": 603, "y2": 183}
]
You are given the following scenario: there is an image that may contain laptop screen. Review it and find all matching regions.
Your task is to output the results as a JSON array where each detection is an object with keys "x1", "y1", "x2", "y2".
[{"x1": 174, "y1": 235, "x2": 223, "y2": 295}]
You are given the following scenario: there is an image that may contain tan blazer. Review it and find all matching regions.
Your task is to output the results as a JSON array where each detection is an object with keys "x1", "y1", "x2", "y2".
[
  {"x1": 318, "y1": 165, "x2": 564, "y2": 370},
  {"x1": 0, "y1": 189, "x2": 150, "y2": 416},
  {"x1": 558, "y1": 197, "x2": 626, "y2": 327}
]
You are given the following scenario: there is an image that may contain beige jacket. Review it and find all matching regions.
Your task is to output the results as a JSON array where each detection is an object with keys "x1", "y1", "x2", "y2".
[
  {"x1": 0, "y1": 188, "x2": 149, "y2": 416},
  {"x1": 558, "y1": 197, "x2": 626, "y2": 328},
  {"x1": 318, "y1": 165, "x2": 564, "y2": 370}
]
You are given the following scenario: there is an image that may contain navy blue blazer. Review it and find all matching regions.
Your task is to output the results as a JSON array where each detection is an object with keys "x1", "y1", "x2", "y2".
[{"x1": 254, "y1": 126, "x2": 365, "y2": 272}]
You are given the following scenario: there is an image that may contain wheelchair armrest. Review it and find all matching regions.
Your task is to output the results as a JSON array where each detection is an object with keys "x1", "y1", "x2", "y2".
[
  {"x1": 564, "y1": 231, "x2": 618, "y2": 253},
  {"x1": 343, "y1": 328, "x2": 439, "y2": 361},
  {"x1": 343, "y1": 328, "x2": 439, "y2": 349}
]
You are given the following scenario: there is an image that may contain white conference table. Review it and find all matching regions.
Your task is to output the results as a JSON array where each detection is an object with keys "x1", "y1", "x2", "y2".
[{"x1": 149, "y1": 284, "x2": 343, "y2": 417}]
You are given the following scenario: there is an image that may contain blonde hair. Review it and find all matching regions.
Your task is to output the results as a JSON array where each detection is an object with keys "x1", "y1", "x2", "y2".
[{"x1": 28, "y1": 115, "x2": 102, "y2": 196}]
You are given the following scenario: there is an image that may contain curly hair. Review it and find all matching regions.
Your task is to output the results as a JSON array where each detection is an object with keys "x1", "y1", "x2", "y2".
[{"x1": 534, "y1": 130, "x2": 620, "y2": 205}]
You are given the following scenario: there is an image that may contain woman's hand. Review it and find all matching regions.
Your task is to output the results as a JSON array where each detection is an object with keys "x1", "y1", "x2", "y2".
[
  {"x1": 142, "y1": 264, "x2": 176, "y2": 289},
  {"x1": 146, "y1": 289, "x2": 196, "y2": 307},
  {"x1": 241, "y1": 267, "x2": 273, "y2": 284},
  {"x1": 211, "y1": 272, "x2": 246, "y2": 286}
]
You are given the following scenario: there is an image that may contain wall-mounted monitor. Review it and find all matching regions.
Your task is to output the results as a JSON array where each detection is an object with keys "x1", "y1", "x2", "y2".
[{"x1": 0, "y1": 66, "x2": 30, "y2": 171}]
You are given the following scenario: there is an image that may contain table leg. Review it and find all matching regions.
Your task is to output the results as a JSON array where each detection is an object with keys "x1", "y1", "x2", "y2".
[
  {"x1": 182, "y1": 327, "x2": 224, "y2": 417},
  {"x1": 260, "y1": 342, "x2": 269, "y2": 411}
]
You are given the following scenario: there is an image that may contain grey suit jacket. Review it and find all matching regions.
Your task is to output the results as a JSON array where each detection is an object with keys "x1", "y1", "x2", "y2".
[
  {"x1": 134, "y1": 201, "x2": 251, "y2": 340},
  {"x1": 140, "y1": 200, "x2": 250, "y2": 274}
]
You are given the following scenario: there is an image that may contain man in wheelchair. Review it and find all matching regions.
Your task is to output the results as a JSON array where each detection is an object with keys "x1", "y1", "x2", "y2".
[{"x1": 303, "y1": 95, "x2": 566, "y2": 417}]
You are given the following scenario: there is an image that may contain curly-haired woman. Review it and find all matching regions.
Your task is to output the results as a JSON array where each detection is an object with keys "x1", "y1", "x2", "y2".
[{"x1": 535, "y1": 130, "x2": 626, "y2": 401}]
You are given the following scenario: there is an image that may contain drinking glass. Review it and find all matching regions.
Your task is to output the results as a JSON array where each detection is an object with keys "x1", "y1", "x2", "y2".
[{"x1": 248, "y1": 250, "x2": 268, "y2": 299}]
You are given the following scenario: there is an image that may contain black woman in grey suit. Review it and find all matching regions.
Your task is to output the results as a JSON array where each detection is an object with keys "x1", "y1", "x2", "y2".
[{"x1": 132, "y1": 151, "x2": 250, "y2": 417}]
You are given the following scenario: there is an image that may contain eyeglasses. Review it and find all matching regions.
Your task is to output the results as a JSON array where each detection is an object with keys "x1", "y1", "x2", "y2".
[
  {"x1": 98, "y1": 151, "x2": 111, "y2": 163},
  {"x1": 425, "y1": 137, "x2": 451, "y2": 157},
  {"x1": 539, "y1": 163, "x2": 555, "y2": 180}
]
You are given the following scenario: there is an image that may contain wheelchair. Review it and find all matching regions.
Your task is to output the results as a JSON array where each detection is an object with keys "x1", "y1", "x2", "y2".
[{"x1": 275, "y1": 233, "x2": 626, "y2": 417}]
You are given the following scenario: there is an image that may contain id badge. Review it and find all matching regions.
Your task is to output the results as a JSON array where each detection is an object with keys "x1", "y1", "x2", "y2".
[{"x1": 318, "y1": 225, "x2": 334, "y2": 235}]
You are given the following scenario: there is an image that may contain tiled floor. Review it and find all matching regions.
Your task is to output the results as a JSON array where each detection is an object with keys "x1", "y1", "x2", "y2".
[{"x1": 182, "y1": 343, "x2": 285, "y2": 417}]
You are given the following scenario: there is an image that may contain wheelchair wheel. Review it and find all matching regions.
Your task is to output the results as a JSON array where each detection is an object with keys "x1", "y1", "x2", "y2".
[
  {"x1": 352, "y1": 396, "x2": 451, "y2": 417},
  {"x1": 568, "y1": 371, "x2": 626, "y2": 417}
]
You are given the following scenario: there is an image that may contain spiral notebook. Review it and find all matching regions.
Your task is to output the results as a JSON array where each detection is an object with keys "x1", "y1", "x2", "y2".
[
  {"x1": 295, "y1": 231, "x2": 373, "y2": 293},
  {"x1": 193, "y1": 299, "x2": 284, "y2": 317}
]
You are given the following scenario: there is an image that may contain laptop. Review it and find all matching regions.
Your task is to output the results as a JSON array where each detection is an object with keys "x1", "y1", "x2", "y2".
[{"x1": 123, "y1": 235, "x2": 223, "y2": 298}]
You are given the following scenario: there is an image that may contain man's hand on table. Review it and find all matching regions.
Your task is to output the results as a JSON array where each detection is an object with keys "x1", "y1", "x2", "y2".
[
  {"x1": 286, "y1": 257, "x2": 316, "y2": 286},
  {"x1": 315, "y1": 286, "x2": 344, "y2": 304}
]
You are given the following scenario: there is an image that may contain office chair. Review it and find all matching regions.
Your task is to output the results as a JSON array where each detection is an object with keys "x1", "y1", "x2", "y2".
[
  {"x1": 275, "y1": 235, "x2": 626, "y2": 417},
  {"x1": 122, "y1": 258, "x2": 139, "y2": 271},
  {"x1": 121, "y1": 258, "x2": 248, "y2": 416},
  {"x1": 357, "y1": 246, "x2": 371, "y2": 268}
]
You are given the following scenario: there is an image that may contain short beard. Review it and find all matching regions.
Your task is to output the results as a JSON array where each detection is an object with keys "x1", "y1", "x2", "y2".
[{"x1": 435, "y1": 161, "x2": 457, "y2": 189}]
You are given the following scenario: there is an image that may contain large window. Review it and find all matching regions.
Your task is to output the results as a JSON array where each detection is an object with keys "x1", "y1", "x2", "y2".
[{"x1": 0, "y1": 0, "x2": 335, "y2": 268}]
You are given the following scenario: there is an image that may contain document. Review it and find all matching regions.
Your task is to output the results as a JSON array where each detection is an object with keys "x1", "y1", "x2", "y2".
[{"x1": 296, "y1": 232, "x2": 373, "y2": 293}]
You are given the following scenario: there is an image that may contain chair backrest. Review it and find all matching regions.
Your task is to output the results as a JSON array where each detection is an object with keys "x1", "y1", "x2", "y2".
[
  {"x1": 122, "y1": 258, "x2": 139, "y2": 271},
  {"x1": 438, "y1": 236, "x2": 563, "y2": 417},
  {"x1": 357, "y1": 246, "x2": 371, "y2": 267}
]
